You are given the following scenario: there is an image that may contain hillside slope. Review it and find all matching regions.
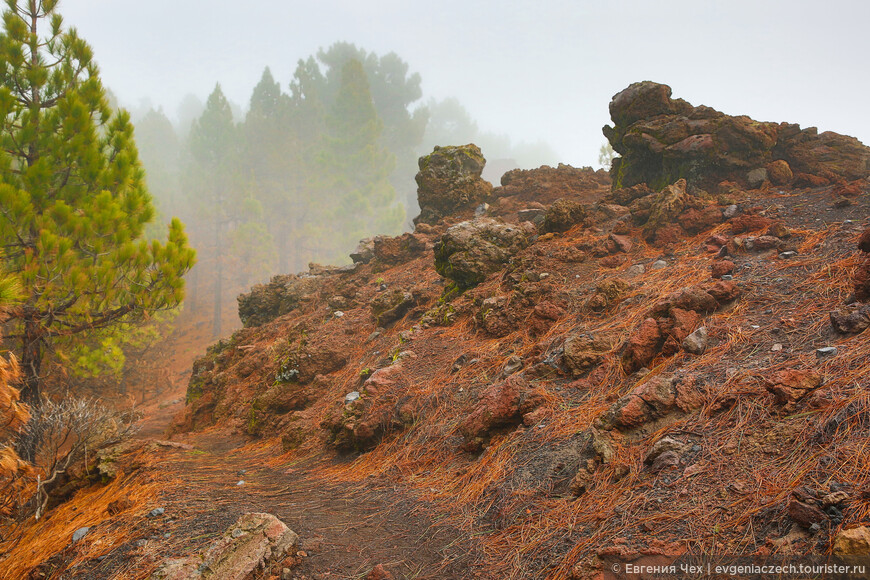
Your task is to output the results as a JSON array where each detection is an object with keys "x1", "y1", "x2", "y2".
[
  {"x1": 5, "y1": 82, "x2": 870, "y2": 579},
  {"x1": 170, "y1": 83, "x2": 870, "y2": 578}
]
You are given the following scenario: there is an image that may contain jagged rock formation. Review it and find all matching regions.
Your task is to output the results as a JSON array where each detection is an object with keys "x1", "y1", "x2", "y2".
[{"x1": 604, "y1": 81, "x2": 870, "y2": 190}]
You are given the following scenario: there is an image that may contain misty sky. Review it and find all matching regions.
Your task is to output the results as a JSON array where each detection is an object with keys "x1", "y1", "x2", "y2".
[{"x1": 59, "y1": 0, "x2": 870, "y2": 168}]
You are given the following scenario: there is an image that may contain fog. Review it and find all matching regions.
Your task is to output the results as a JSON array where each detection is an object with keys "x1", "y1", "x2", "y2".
[{"x1": 59, "y1": 0, "x2": 870, "y2": 167}]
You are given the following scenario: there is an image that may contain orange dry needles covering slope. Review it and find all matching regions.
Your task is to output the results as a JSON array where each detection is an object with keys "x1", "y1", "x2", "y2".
[{"x1": 3, "y1": 82, "x2": 870, "y2": 579}]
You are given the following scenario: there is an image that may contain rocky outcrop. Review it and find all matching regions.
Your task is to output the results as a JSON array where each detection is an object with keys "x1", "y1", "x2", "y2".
[
  {"x1": 415, "y1": 144, "x2": 493, "y2": 225},
  {"x1": 370, "y1": 289, "x2": 416, "y2": 326},
  {"x1": 434, "y1": 218, "x2": 533, "y2": 289},
  {"x1": 609, "y1": 178, "x2": 726, "y2": 244},
  {"x1": 322, "y1": 361, "x2": 416, "y2": 451},
  {"x1": 150, "y1": 513, "x2": 298, "y2": 580},
  {"x1": 238, "y1": 274, "x2": 322, "y2": 328},
  {"x1": 604, "y1": 81, "x2": 870, "y2": 191}
]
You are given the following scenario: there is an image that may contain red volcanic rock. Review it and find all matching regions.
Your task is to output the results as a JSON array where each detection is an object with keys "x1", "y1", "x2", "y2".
[
  {"x1": 730, "y1": 214, "x2": 773, "y2": 234},
  {"x1": 765, "y1": 160, "x2": 794, "y2": 185},
  {"x1": 622, "y1": 318, "x2": 663, "y2": 372},
  {"x1": 460, "y1": 375, "x2": 545, "y2": 448},
  {"x1": 599, "y1": 374, "x2": 702, "y2": 430},
  {"x1": 678, "y1": 205, "x2": 724, "y2": 234},
  {"x1": 856, "y1": 259, "x2": 870, "y2": 302},
  {"x1": 704, "y1": 280, "x2": 740, "y2": 304},
  {"x1": 650, "y1": 286, "x2": 720, "y2": 317},
  {"x1": 711, "y1": 260, "x2": 735, "y2": 279},
  {"x1": 765, "y1": 369, "x2": 822, "y2": 407},
  {"x1": 609, "y1": 233, "x2": 634, "y2": 253}
]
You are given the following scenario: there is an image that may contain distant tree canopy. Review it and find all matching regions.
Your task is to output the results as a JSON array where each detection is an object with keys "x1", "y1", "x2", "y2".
[
  {"x1": 132, "y1": 41, "x2": 560, "y2": 338},
  {"x1": 0, "y1": 0, "x2": 195, "y2": 408}
]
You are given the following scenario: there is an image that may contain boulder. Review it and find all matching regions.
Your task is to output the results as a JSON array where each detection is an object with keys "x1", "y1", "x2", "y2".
[
  {"x1": 854, "y1": 258, "x2": 870, "y2": 302},
  {"x1": 434, "y1": 218, "x2": 532, "y2": 289},
  {"x1": 765, "y1": 369, "x2": 822, "y2": 407},
  {"x1": 370, "y1": 290, "x2": 415, "y2": 326},
  {"x1": 562, "y1": 333, "x2": 613, "y2": 376},
  {"x1": 622, "y1": 318, "x2": 663, "y2": 372},
  {"x1": 711, "y1": 260, "x2": 735, "y2": 279},
  {"x1": 150, "y1": 513, "x2": 298, "y2": 580},
  {"x1": 597, "y1": 374, "x2": 702, "y2": 431},
  {"x1": 641, "y1": 179, "x2": 689, "y2": 243},
  {"x1": 833, "y1": 526, "x2": 870, "y2": 555},
  {"x1": 682, "y1": 326, "x2": 708, "y2": 355},
  {"x1": 415, "y1": 144, "x2": 493, "y2": 224},
  {"x1": 766, "y1": 160, "x2": 794, "y2": 185}
]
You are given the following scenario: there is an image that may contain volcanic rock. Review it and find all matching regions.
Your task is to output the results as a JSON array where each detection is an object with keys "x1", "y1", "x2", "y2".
[
  {"x1": 833, "y1": 526, "x2": 870, "y2": 555},
  {"x1": 765, "y1": 369, "x2": 823, "y2": 407},
  {"x1": 238, "y1": 274, "x2": 322, "y2": 328},
  {"x1": 562, "y1": 333, "x2": 613, "y2": 376},
  {"x1": 541, "y1": 198, "x2": 588, "y2": 233},
  {"x1": 604, "y1": 81, "x2": 870, "y2": 191},
  {"x1": 434, "y1": 218, "x2": 532, "y2": 289},
  {"x1": 830, "y1": 303, "x2": 870, "y2": 334},
  {"x1": 460, "y1": 374, "x2": 546, "y2": 449},
  {"x1": 597, "y1": 374, "x2": 702, "y2": 431}
]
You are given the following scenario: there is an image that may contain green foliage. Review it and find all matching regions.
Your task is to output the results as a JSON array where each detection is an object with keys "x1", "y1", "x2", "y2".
[{"x1": 0, "y1": 1, "x2": 195, "y2": 404}]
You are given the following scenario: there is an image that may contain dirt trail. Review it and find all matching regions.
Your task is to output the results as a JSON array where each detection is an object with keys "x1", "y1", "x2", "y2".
[
  {"x1": 71, "y1": 426, "x2": 476, "y2": 580},
  {"x1": 165, "y1": 435, "x2": 473, "y2": 579}
]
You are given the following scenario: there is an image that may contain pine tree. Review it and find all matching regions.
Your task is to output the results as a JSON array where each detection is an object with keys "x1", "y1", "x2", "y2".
[
  {"x1": 185, "y1": 84, "x2": 238, "y2": 337},
  {"x1": 243, "y1": 68, "x2": 291, "y2": 271},
  {"x1": 320, "y1": 59, "x2": 403, "y2": 259},
  {"x1": 0, "y1": 1, "x2": 195, "y2": 410}
]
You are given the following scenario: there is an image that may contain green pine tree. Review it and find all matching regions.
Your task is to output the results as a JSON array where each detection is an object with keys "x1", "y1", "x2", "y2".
[
  {"x1": 0, "y1": 0, "x2": 196, "y2": 410},
  {"x1": 320, "y1": 59, "x2": 403, "y2": 260},
  {"x1": 185, "y1": 84, "x2": 239, "y2": 337}
]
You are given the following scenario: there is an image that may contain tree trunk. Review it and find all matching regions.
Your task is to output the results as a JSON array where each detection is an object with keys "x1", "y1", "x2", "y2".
[
  {"x1": 19, "y1": 319, "x2": 42, "y2": 408},
  {"x1": 17, "y1": 318, "x2": 43, "y2": 461},
  {"x1": 213, "y1": 221, "x2": 223, "y2": 338}
]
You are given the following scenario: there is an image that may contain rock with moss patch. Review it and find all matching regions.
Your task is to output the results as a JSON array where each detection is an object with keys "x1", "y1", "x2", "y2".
[
  {"x1": 434, "y1": 218, "x2": 532, "y2": 289},
  {"x1": 415, "y1": 144, "x2": 493, "y2": 224}
]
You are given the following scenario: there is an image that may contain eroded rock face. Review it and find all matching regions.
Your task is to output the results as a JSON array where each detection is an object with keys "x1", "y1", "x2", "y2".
[
  {"x1": 238, "y1": 274, "x2": 322, "y2": 328},
  {"x1": 150, "y1": 513, "x2": 298, "y2": 580},
  {"x1": 434, "y1": 218, "x2": 533, "y2": 289},
  {"x1": 604, "y1": 81, "x2": 870, "y2": 191},
  {"x1": 415, "y1": 144, "x2": 493, "y2": 224}
]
